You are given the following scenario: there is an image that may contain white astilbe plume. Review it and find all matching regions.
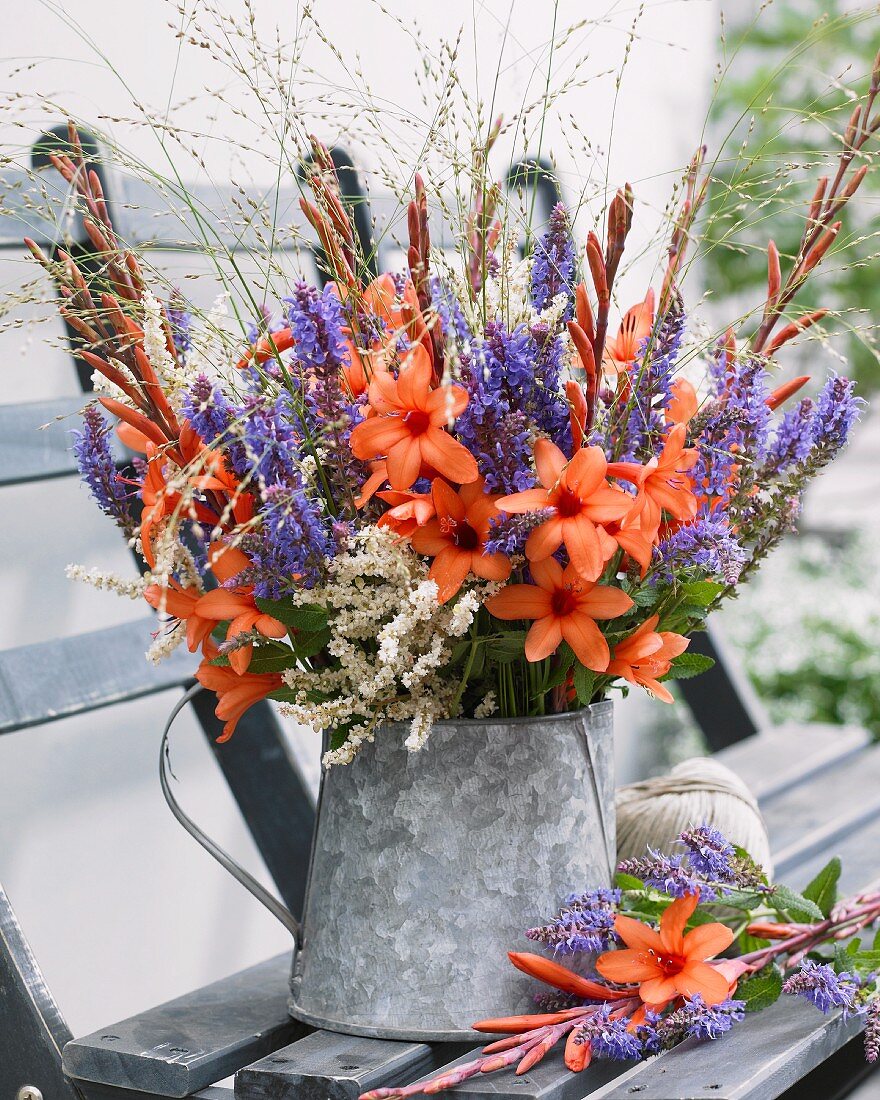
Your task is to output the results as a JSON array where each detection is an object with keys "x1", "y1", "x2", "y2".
[{"x1": 278, "y1": 527, "x2": 491, "y2": 766}]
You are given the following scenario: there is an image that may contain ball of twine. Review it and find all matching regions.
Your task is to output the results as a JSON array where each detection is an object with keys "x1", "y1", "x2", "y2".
[{"x1": 616, "y1": 757, "x2": 773, "y2": 875}]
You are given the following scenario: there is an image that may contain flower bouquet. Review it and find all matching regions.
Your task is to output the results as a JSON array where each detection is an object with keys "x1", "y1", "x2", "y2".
[
  {"x1": 32, "y1": 103, "x2": 867, "y2": 763},
  {"x1": 25, "y1": 35, "x2": 875, "y2": 1041}
]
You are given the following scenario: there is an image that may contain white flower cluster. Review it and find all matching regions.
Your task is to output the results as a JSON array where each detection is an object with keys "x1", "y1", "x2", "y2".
[
  {"x1": 183, "y1": 292, "x2": 238, "y2": 386},
  {"x1": 65, "y1": 564, "x2": 150, "y2": 599},
  {"x1": 277, "y1": 526, "x2": 490, "y2": 767},
  {"x1": 142, "y1": 289, "x2": 189, "y2": 396},
  {"x1": 484, "y1": 251, "x2": 532, "y2": 328}
]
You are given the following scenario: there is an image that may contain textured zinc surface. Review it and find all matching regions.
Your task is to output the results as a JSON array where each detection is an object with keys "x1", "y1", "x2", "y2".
[{"x1": 289, "y1": 703, "x2": 615, "y2": 1041}]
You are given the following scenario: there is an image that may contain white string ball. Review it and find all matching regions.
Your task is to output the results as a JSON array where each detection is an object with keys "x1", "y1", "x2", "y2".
[{"x1": 616, "y1": 756, "x2": 773, "y2": 875}]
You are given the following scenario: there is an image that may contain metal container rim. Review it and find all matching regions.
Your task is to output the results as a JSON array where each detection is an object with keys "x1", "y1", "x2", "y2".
[{"x1": 368, "y1": 699, "x2": 613, "y2": 733}]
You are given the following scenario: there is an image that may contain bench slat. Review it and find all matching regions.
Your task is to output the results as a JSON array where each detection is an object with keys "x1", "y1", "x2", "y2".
[
  {"x1": 0, "y1": 396, "x2": 102, "y2": 486},
  {"x1": 0, "y1": 619, "x2": 195, "y2": 733},
  {"x1": 759, "y1": 742, "x2": 880, "y2": 877},
  {"x1": 235, "y1": 1031, "x2": 439, "y2": 1100},
  {"x1": 75, "y1": 1084, "x2": 231, "y2": 1100},
  {"x1": 585, "y1": 997, "x2": 864, "y2": 1100},
  {"x1": 717, "y1": 721, "x2": 871, "y2": 803},
  {"x1": 63, "y1": 954, "x2": 303, "y2": 1098}
]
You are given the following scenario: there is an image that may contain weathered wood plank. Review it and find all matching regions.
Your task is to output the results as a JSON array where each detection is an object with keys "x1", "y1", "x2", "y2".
[
  {"x1": 401, "y1": 1044, "x2": 626, "y2": 1100},
  {"x1": 63, "y1": 954, "x2": 303, "y2": 1098},
  {"x1": 585, "y1": 997, "x2": 864, "y2": 1100},
  {"x1": 235, "y1": 1030, "x2": 440, "y2": 1100},
  {"x1": 760, "y1": 742, "x2": 880, "y2": 877},
  {"x1": 76, "y1": 1084, "x2": 231, "y2": 1100},
  {"x1": 0, "y1": 396, "x2": 114, "y2": 487},
  {"x1": 0, "y1": 619, "x2": 196, "y2": 733},
  {"x1": 717, "y1": 721, "x2": 870, "y2": 803}
]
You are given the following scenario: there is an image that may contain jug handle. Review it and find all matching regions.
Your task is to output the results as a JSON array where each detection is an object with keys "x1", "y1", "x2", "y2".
[{"x1": 159, "y1": 685, "x2": 302, "y2": 943}]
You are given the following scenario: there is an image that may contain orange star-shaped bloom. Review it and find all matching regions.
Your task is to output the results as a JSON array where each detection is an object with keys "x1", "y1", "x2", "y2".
[
  {"x1": 349, "y1": 345, "x2": 478, "y2": 491},
  {"x1": 596, "y1": 892, "x2": 734, "y2": 1007},
  {"x1": 607, "y1": 424, "x2": 698, "y2": 531},
  {"x1": 606, "y1": 614, "x2": 689, "y2": 703},
  {"x1": 376, "y1": 489, "x2": 437, "y2": 539},
  {"x1": 195, "y1": 660, "x2": 283, "y2": 743},
  {"x1": 485, "y1": 557, "x2": 633, "y2": 670},
  {"x1": 601, "y1": 289, "x2": 655, "y2": 375},
  {"x1": 194, "y1": 543, "x2": 287, "y2": 674},
  {"x1": 498, "y1": 440, "x2": 630, "y2": 581},
  {"x1": 410, "y1": 477, "x2": 512, "y2": 603},
  {"x1": 144, "y1": 578, "x2": 216, "y2": 653},
  {"x1": 665, "y1": 378, "x2": 699, "y2": 426}
]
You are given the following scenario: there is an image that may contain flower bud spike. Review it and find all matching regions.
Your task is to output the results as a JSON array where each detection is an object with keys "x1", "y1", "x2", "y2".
[
  {"x1": 565, "y1": 1028, "x2": 591, "y2": 1072},
  {"x1": 766, "y1": 240, "x2": 781, "y2": 307},
  {"x1": 586, "y1": 233, "x2": 609, "y2": 308},
  {"x1": 806, "y1": 176, "x2": 828, "y2": 230},
  {"x1": 803, "y1": 221, "x2": 841, "y2": 274},
  {"x1": 766, "y1": 374, "x2": 811, "y2": 409},
  {"x1": 766, "y1": 310, "x2": 828, "y2": 356},
  {"x1": 575, "y1": 282, "x2": 595, "y2": 342},
  {"x1": 515, "y1": 1031, "x2": 556, "y2": 1075}
]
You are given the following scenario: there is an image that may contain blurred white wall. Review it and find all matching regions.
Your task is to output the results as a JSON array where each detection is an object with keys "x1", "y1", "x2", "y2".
[{"x1": 0, "y1": 0, "x2": 717, "y2": 1040}]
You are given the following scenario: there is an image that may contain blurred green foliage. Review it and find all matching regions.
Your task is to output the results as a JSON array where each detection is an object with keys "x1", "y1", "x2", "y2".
[
  {"x1": 723, "y1": 533, "x2": 880, "y2": 740},
  {"x1": 704, "y1": 0, "x2": 880, "y2": 389}
]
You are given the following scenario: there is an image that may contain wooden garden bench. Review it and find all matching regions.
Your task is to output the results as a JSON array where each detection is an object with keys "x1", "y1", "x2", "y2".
[{"x1": 2, "y1": 130, "x2": 876, "y2": 1100}]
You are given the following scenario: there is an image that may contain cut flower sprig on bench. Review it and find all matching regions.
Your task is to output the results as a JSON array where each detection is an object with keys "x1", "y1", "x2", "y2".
[
  {"x1": 31, "y1": 51, "x2": 876, "y2": 764},
  {"x1": 360, "y1": 827, "x2": 880, "y2": 1097}
]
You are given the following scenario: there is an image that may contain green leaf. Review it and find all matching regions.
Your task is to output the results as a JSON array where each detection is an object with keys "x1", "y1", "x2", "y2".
[
  {"x1": 573, "y1": 664, "x2": 598, "y2": 705},
  {"x1": 632, "y1": 586, "x2": 663, "y2": 608},
  {"x1": 679, "y1": 580, "x2": 726, "y2": 608},
  {"x1": 737, "y1": 965, "x2": 784, "y2": 1012},
  {"x1": 291, "y1": 627, "x2": 331, "y2": 660},
  {"x1": 486, "y1": 632, "x2": 527, "y2": 663},
  {"x1": 802, "y1": 857, "x2": 841, "y2": 918},
  {"x1": 771, "y1": 884, "x2": 824, "y2": 924},
  {"x1": 246, "y1": 644, "x2": 299, "y2": 674},
  {"x1": 615, "y1": 872, "x2": 645, "y2": 891},
  {"x1": 844, "y1": 950, "x2": 880, "y2": 975},
  {"x1": 254, "y1": 598, "x2": 328, "y2": 635},
  {"x1": 873, "y1": 926, "x2": 880, "y2": 952},
  {"x1": 708, "y1": 890, "x2": 765, "y2": 912},
  {"x1": 661, "y1": 652, "x2": 716, "y2": 680}
]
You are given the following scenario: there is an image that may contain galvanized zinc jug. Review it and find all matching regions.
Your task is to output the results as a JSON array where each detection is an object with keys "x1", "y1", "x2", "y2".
[
  {"x1": 161, "y1": 694, "x2": 615, "y2": 1042},
  {"x1": 290, "y1": 703, "x2": 615, "y2": 1040}
]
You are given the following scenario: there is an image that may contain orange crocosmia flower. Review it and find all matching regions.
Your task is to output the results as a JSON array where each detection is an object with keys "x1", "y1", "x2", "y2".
[
  {"x1": 376, "y1": 489, "x2": 437, "y2": 539},
  {"x1": 665, "y1": 378, "x2": 699, "y2": 426},
  {"x1": 410, "y1": 477, "x2": 512, "y2": 604},
  {"x1": 485, "y1": 557, "x2": 633, "y2": 671},
  {"x1": 606, "y1": 614, "x2": 689, "y2": 703},
  {"x1": 604, "y1": 505, "x2": 657, "y2": 575},
  {"x1": 498, "y1": 439, "x2": 630, "y2": 582},
  {"x1": 608, "y1": 424, "x2": 699, "y2": 531},
  {"x1": 596, "y1": 892, "x2": 734, "y2": 1008},
  {"x1": 601, "y1": 289, "x2": 655, "y2": 376},
  {"x1": 144, "y1": 579, "x2": 216, "y2": 653},
  {"x1": 349, "y1": 345, "x2": 478, "y2": 491},
  {"x1": 195, "y1": 660, "x2": 283, "y2": 743},
  {"x1": 195, "y1": 543, "x2": 287, "y2": 675}
]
